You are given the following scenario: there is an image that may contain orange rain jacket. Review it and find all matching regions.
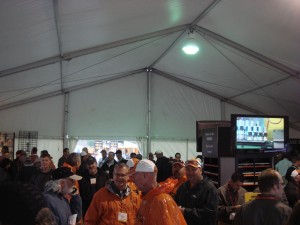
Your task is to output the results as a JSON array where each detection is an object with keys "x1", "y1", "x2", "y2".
[
  {"x1": 85, "y1": 181, "x2": 141, "y2": 225},
  {"x1": 135, "y1": 180, "x2": 187, "y2": 225},
  {"x1": 163, "y1": 175, "x2": 188, "y2": 197}
]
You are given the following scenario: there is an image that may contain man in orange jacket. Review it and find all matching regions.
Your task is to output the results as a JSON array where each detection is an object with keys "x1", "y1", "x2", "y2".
[
  {"x1": 134, "y1": 159, "x2": 187, "y2": 225},
  {"x1": 163, "y1": 160, "x2": 187, "y2": 198},
  {"x1": 85, "y1": 163, "x2": 141, "y2": 225}
]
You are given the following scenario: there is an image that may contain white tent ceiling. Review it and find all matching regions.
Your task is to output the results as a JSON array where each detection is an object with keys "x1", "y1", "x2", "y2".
[{"x1": 1, "y1": 0, "x2": 300, "y2": 141}]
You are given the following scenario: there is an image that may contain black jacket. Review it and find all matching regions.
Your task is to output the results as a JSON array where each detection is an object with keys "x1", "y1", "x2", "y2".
[
  {"x1": 155, "y1": 156, "x2": 172, "y2": 182},
  {"x1": 284, "y1": 180, "x2": 299, "y2": 208},
  {"x1": 174, "y1": 177, "x2": 219, "y2": 225},
  {"x1": 285, "y1": 165, "x2": 297, "y2": 182},
  {"x1": 32, "y1": 169, "x2": 53, "y2": 192},
  {"x1": 79, "y1": 168, "x2": 109, "y2": 217},
  {"x1": 15, "y1": 165, "x2": 38, "y2": 183},
  {"x1": 100, "y1": 160, "x2": 117, "y2": 179}
]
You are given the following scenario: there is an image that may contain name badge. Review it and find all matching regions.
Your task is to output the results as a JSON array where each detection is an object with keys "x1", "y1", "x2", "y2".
[
  {"x1": 90, "y1": 178, "x2": 96, "y2": 184},
  {"x1": 229, "y1": 212, "x2": 236, "y2": 220},
  {"x1": 118, "y1": 212, "x2": 128, "y2": 222}
]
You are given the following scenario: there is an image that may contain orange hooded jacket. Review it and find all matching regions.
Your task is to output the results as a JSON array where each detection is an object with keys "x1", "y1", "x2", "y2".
[
  {"x1": 135, "y1": 180, "x2": 187, "y2": 225},
  {"x1": 85, "y1": 182, "x2": 141, "y2": 225},
  {"x1": 163, "y1": 175, "x2": 188, "y2": 197}
]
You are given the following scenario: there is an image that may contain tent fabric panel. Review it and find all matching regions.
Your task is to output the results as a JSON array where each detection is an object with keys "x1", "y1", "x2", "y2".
[
  {"x1": 0, "y1": 0, "x2": 59, "y2": 70},
  {"x1": 155, "y1": 32, "x2": 288, "y2": 99},
  {"x1": 224, "y1": 103, "x2": 253, "y2": 120},
  {"x1": 0, "y1": 95, "x2": 64, "y2": 137},
  {"x1": 261, "y1": 79, "x2": 300, "y2": 105},
  {"x1": 199, "y1": 0, "x2": 300, "y2": 71},
  {"x1": 0, "y1": 64, "x2": 61, "y2": 107},
  {"x1": 58, "y1": 0, "x2": 214, "y2": 52},
  {"x1": 67, "y1": 73, "x2": 148, "y2": 138},
  {"x1": 62, "y1": 32, "x2": 181, "y2": 89},
  {"x1": 151, "y1": 74, "x2": 221, "y2": 139},
  {"x1": 233, "y1": 92, "x2": 300, "y2": 123}
]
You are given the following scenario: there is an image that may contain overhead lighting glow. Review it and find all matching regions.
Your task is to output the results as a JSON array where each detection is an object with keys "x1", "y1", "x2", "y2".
[{"x1": 182, "y1": 31, "x2": 199, "y2": 55}]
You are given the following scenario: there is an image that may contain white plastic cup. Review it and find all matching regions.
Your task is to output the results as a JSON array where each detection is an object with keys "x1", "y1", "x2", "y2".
[{"x1": 68, "y1": 214, "x2": 77, "y2": 225}]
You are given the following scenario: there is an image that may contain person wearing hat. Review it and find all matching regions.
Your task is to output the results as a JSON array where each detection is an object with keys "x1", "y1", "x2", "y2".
[
  {"x1": 77, "y1": 151, "x2": 89, "y2": 176},
  {"x1": 79, "y1": 156, "x2": 109, "y2": 218},
  {"x1": 134, "y1": 159, "x2": 187, "y2": 225},
  {"x1": 116, "y1": 149, "x2": 127, "y2": 163},
  {"x1": 284, "y1": 169, "x2": 300, "y2": 208},
  {"x1": 63, "y1": 153, "x2": 81, "y2": 191},
  {"x1": 85, "y1": 163, "x2": 141, "y2": 225},
  {"x1": 154, "y1": 150, "x2": 172, "y2": 182},
  {"x1": 218, "y1": 172, "x2": 247, "y2": 225},
  {"x1": 43, "y1": 166, "x2": 82, "y2": 225},
  {"x1": 162, "y1": 160, "x2": 187, "y2": 198},
  {"x1": 174, "y1": 159, "x2": 218, "y2": 225},
  {"x1": 126, "y1": 158, "x2": 141, "y2": 195}
]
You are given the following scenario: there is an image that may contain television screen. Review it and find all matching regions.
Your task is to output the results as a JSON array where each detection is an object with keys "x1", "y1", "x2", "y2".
[{"x1": 231, "y1": 114, "x2": 289, "y2": 152}]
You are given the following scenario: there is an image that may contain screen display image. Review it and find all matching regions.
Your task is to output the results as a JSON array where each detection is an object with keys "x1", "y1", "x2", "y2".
[{"x1": 235, "y1": 117, "x2": 285, "y2": 151}]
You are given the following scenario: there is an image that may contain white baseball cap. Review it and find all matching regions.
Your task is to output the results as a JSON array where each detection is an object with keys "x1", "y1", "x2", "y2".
[
  {"x1": 80, "y1": 151, "x2": 88, "y2": 156},
  {"x1": 136, "y1": 159, "x2": 156, "y2": 172},
  {"x1": 291, "y1": 170, "x2": 299, "y2": 178},
  {"x1": 126, "y1": 159, "x2": 135, "y2": 168}
]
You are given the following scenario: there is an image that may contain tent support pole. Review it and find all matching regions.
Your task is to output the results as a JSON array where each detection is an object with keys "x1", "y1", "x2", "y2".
[
  {"x1": 221, "y1": 101, "x2": 225, "y2": 120},
  {"x1": 186, "y1": 139, "x2": 189, "y2": 161},
  {"x1": 63, "y1": 92, "x2": 69, "y2": 148},
  {"x1": 147, "y1": 68, "x2": 152, "y2": 155}
]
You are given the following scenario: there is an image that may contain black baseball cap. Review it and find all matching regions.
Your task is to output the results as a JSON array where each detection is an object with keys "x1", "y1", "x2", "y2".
[{"x1": 52, "y1": 167, "x2": 82, "y2": 180}]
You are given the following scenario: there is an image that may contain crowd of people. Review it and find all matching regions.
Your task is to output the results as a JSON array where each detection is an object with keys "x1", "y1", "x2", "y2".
[{"x1": 1, "y1": 146, "x2": 300, "y2": 225}]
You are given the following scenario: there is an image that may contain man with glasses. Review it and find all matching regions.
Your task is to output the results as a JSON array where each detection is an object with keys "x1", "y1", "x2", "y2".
[
  {"x1": 85, "y1": 163, "x2": 141, "y2": 225},
  {"x1": 174, "y1": 159, "x2": 218, "y2": 225},
  {"x1": 233, "y1": 169, "x2": 292, "y2": 225}
]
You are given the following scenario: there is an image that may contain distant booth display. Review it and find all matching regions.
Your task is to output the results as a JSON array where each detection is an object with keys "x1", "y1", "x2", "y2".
[
  {"x1": 0, "y1": 132, "x2": 15, "y2": 160},
  {"x1": 197, "y1": 114, "x2": 289, "y2": 191}
]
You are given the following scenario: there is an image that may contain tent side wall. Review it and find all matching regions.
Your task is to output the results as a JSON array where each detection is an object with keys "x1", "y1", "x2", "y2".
[{"x1": 0, "y1": 76, "x2": 299, "y2": 164}]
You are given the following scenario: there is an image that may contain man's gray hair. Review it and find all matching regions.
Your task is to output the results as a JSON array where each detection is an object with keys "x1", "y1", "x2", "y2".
[{"x1": 44, "y1": 180, "x2": 61, "y2": 193}]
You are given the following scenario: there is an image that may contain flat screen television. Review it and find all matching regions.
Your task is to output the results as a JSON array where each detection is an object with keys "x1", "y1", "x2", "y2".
[{"x1": 231, "y1": 114, "x2": 289, "y2": 153}]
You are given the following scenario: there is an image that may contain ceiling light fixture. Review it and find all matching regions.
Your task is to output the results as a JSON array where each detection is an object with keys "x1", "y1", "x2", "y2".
[{"x1": 182, "y1": 29, "x2": 199, "y2": 55}]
